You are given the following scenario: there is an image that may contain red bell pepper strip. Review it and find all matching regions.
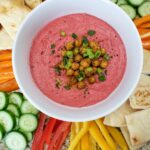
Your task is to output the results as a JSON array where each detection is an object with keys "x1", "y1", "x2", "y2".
[
  {"x1": 39, "y1": 118, "x2": 57, "y2": 150},
  {"x1": 32, "y1": 113, "x2": 47, "y2": 150},
  {"x1": 56, "y1": 126, "x2": 71, "y2": 150},
  {"x1": 48, "y1": 122, "x2": 71, "y2": 150}
]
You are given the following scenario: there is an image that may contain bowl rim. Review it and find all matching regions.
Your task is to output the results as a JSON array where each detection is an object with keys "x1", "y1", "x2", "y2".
[{"x1": 12, "y1": 0, "x2": 143, "y2": 121}]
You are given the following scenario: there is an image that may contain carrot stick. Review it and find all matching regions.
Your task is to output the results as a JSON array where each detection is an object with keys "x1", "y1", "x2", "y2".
[
  {"x1": 134, "y1": 15, "x2": 150, "y2": 27},
  {"x1": 0, "y1": 78, "x2": 19, "y2": 92},
  {"x1": 0, "y1": 50, "x2": 12, "y2": 55},
  {"x1": 142, "y1": 36, "x2": 150, "y2": 42},
  {"x1": 0, "y1": 53, "x2": 12, "y2": 61},
  {"x1": 138, "y1": 28, "x2": 150, "y2": 35},
  {"x1": 142, "y1": 42, "x2": 150, "y2": 50},
  {"x1": 0, "y1": 67, "x2": 14, "y2": 80},
  {"x1": 140, "y1": 32, "x2": 150, "y2": 39},
  {"x1": 140, "y1": 22, "x2": 150, "y2": 29},
  {"x1": 0, "y1": 61, "x2": 12, "y2": 69},
  {"x1": 0, "y1": 78, "x2": 12, "y2": 84}
]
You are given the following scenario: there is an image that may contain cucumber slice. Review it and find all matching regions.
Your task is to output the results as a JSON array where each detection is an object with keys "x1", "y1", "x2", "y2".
[
  {"x1": 9, "y1": 92, "x2": 23, "y2": 107},
  {"x1": 120, "y1": 4, "x2": 136, "y2": 19},
  {"x1": 5, "y1": 131, "x2": 27, "y2": 150},
  {"x1": 0, "y1": 92, "x2": 8, "y2": 110},
  {"x1": 111, "y1": 0, "x2": 118, "y2": 3},
  {"x1": 14, "y1": 117, "x2": 19, "y2": 130},
  {"x1": 23, "y1": 95, "x2": 27, "y2": 100},
  {"x1": 128, "y1": 0, "x2": 144, "y2": 7},
  {"x1": 7, "y1": 104, "x2": 20, "y2": 117},
  {"x1": 19, "y1": 129, "x2": 33, "y2": 142},
  {"x1": 21, "y1": 101, "x2": 39, "y2": 115},
  {"x1": 19, "y1": 114, "x2": 38, "y2": 132},
  {"x1": 138, "y1": 2, "x2": 150, "y2": 17},
  {"x1": 117, "y1": 0, "x2": 128, "y2": 5},
  {"x1": 0, "y1": 124, "x2": 5, "y2": 140},
  {"x1": 0, "y1": 111, "x2": 15, "y2": 132}
]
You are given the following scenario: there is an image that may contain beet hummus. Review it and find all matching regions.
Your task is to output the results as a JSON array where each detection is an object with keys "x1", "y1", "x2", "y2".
[{"x1": 30, "y1": 13, "x2": 126, "y2": 107}]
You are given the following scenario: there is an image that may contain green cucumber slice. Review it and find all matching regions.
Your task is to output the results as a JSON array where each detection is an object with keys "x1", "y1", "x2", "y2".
[
  {"x1": 0, "y1": 111, "x2": 15, "y2": 132},
  {"x1": 21, "y1": 101, "x2": 39, "y2": 115},
  {"x1": 138, "y1": 2, "x2": 150, "y2": 17},
  {"x1": 19, "y1": 129, "x2": 33, "y2": 142},
  {"x1": 0, "y1": 124, "x2": 5, "y2": 140},
  {"x1": 117, "y1": 0, "x2": 128, "y2": 5},
  {"x1": 9, "y1": 92, "x2": 23, "y2": 107},
  {"x1": 112, "y1": 0, "x2": 118, "y2": 3},
  {"x1": 120, "y1": 4, "x2": 136, "y2": 19},
  {"x1": 19, "y1": 114, "x2": 38, "y2": 132},
  {"x1": 7, "y1": 104, "x2": 20, "y2": 117},
  {"x1": 5, "y1": 131, "x2": 27, "y2": 150},
  {"x1": 0, "y1": 92, "x2": 8, "y2": 110},
  {"x1": 128, "y1": 0, "x2": 144, "y2": 7}
]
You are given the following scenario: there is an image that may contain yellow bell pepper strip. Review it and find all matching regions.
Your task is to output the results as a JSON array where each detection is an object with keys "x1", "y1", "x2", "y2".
[
  {"x1": 107, "y1": 126, "x2": 129, "y2": 150},
  {"x1": 95, "y1": 119, "x2": 117, "y2": 150},
  {"x1": 75, "y1": 122, "x2": 81, "y2": 150},
  {"x1": 68, "y1": 122, "x2": 90, "y2": 150},
  {"x1": 70, "y1": 123, "x2": 76, "y2": 143},
  {"x1": 89, "y1": 135, "x2": 97, "y2": 150},
  {"x1": 81, "y1": 132, "x2": 90, "y2": 150},
  {"x1": 89, "y1": 122, "x2": 111, "y2": 150}
]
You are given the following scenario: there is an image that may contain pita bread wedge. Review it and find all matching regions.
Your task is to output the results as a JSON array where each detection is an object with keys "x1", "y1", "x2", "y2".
[
  {"x1": 25, "y1": 0, "x2": 42, "y2": 9},
  {"x1": 142, "y1": 49, "x2": 150, "y2": 74},
  {"x1": 104, "y1": 101, "x2": 135, "y2": 127},
  {"x1": 125, "y1": 108, "x2": 150, "y2": 146},
  {"x1": 120, "y1": 127, "x2": 144, "y2": 150},
  {"x1": 0, "y1": 1, "x2": 31, "y2": 39},
  {"x1": 129, "y1": 74, "x2": 150, "y2": 109},
  {"x1": 0, "y1": 25, "x2": 13, "y2": 50}
]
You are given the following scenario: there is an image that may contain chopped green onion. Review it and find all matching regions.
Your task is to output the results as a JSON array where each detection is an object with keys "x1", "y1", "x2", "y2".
[
  {"x1": 86, "y1": 67, "x2": 93, "y2": 72},
  {"x1": 94, "y1": 50, "x2": 101, "y2": 59},
  {"x1": 86, "y1": 48, "x2": 95, "y2": 59},
  {"x1": 87, "y1": 30, "x2": 96, "y2": 36},
  {"x1": 103, "y1": 53, "x2": 110, "y2": 61},
  {"x1": 99, "y1": 74, "x2": 106, "y2": 81},
  {"x1": 77, "y1": 71, "x2": 85, "y2": 81},
  {"x1": 64, "y1": 85, "x2": 71, "y2": 90},
  {"x1": 60, "y1": 31, "x2": 66, "y2": 37},
  {"x1": 66, "y1": 51, "x2": 73, "y2": 58},
  {"x1": 82, "y1": 36, "x2": 89, "y2": 44},
  {"x1": 54, "y1": 66, "x2": 61, "y2": 75},
  {"x1": 63, "y1": 56, "x2": 72, "y2": 69},
  {"x1": 51, "y1": 44, "x2": 55, "y2": 49},
  {"x1": 72, "y1": 33, "x2": 78, "y2": 39}
]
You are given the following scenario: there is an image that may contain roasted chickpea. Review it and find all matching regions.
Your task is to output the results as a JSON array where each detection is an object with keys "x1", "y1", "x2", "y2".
[
  {"x1": 101, "y1": 48, "x2": 106, "y2": 56},
  {"x1": 77, "y1": 81, "x2": 86, "y2": 89},
  {"x1": 88, "y1": 76, "x2": 96, "y2": 84},
  {"x1": 65, "y1": 41, "x2": 74, "y2": 50},
  {"x1": 80, "y1": 47, "x2": 87, "y2": 55},
  {"x1": 80, "y1": 59, "x2": 90, "y2": 68},
  {"x1": 59, "y1": 62, "x2": 64, "y2": 69},
  {"x1": 89, "y1": 41, "x2": 100, "y2": 51},
  {"x1": 92, "y1": 60, "x2": 100, "y2": 67},
  {"x1": 69, "y1": 77, "x2": 77, "y2": 85},
  {"x1": 72, "y1": 62, "x2": 80, "y2": 70},
  {"x1": 73, "y1": 48, "x2": 79, "y2": 55},
  {"x1": 61, "y1": 50, "x2": 67, "y2": 56},
  {"x1": 85, "y1": 58, "x2": 91, "y2": 64},
  {"x1": 74, "y1": 71, "x2": 79, "y2": 77},
  {"x1": 84, "y1": 67, "x2": 93, "y2": 77},
  {"x1": 75, "y1": 54, "x2": 82, "y2": 62},
  {"x1": 100, "y1": 60, "x2": 108, "y2": 68},
  {"x1": 66, "y1": 69, "x2": 74, "y2": 76},
  {"x1": 93, "y1": 67, "x2": 97, "y2": 74},
  {"x1": 75, "y1": 39, "x2": 82, "y2": 47},
  {"x1": 79, "y1": 66, "x2": 84, "y2": 71}
]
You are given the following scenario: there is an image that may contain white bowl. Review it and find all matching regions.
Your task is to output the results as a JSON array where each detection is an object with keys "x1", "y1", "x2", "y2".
[{"x1": 13, "y1": 0, "x2": 143, "y2": 122}]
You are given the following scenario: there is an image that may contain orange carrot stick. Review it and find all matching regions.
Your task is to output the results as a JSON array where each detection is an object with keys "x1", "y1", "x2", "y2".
[
  {"x1": 0, "y1": 53, "x2": 12, "y2": 62},
  {"x1": 0, "y1": 67, "x2": 14, "y2": 80},
  {"x1": 0, "y1": 61, "x2": 12, "y2": 69},
  {"x1": 142, "y1": 42, "x2": 150, "y2": 50},
  {"x1": 0, "y1": 78, "x2": 19, "y2": 92},
  {"x1": 0, "y1": 78, "x2": 13, "y2": 84},
  {"x1": 140, "y1": 22, "x2": 150, "y2": 29},
  {"x1": 138, "y1": 28, "x2": 150, "y2": 35},
  {"x1": 0, "y1": 50, "x2": 12, "y2": 55},
  {"x1": 134, "y1": 15, "x2": 150, "y2": 27}
]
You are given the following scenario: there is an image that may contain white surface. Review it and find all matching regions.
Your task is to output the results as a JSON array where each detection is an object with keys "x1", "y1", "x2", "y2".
[{"x1": 13, "y1": 0, "x2": 143, "y2": 122}]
